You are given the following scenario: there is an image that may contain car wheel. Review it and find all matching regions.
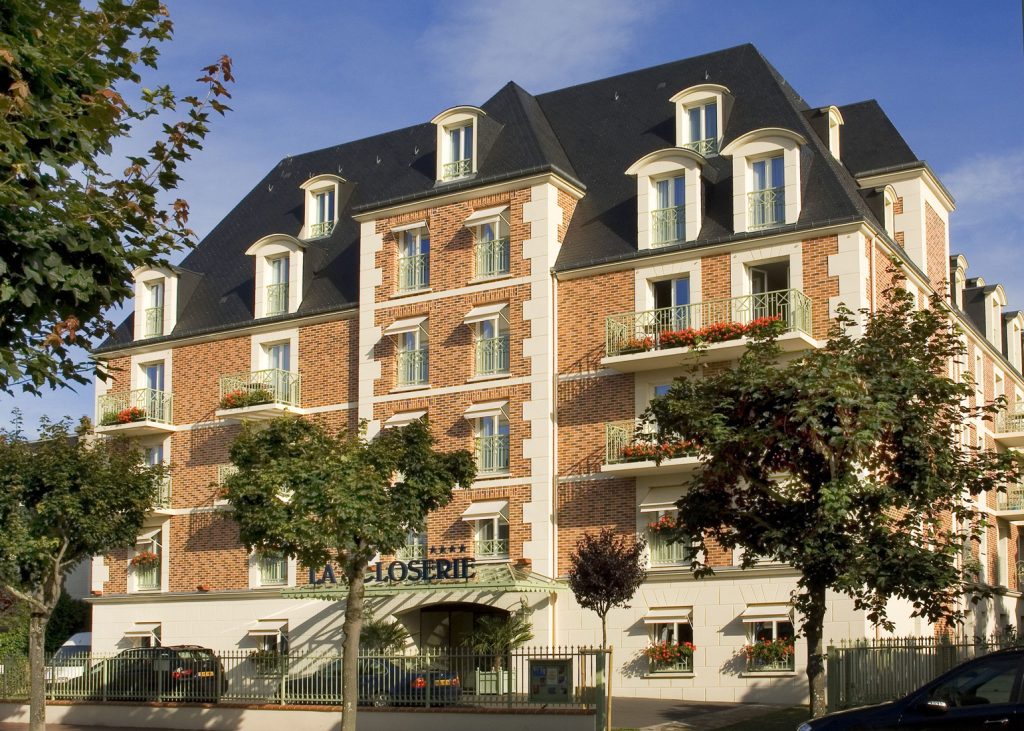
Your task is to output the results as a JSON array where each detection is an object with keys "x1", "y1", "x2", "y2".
[{"x1": 372, "y1": 692, "x2": 391, "y2": 707}]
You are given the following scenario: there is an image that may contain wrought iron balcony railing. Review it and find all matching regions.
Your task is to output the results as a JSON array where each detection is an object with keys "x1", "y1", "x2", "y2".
[
  {"x1": 649, "y1": 533, "x2": 691, "y2": 566},
  {"x1": 98, "y1": 388, "x2": 173, "y2": 426},
  {"x1": 474, "y1": 538, "x2": 509, "y2": 559},
  {"x1": 266, "y1": 283, "x2": 289, "y2": 315},
  {"x1": 154, "y1": 477, "x2": 171, "y2": 510},
  {"x1": 308, "y1": 220, "x2": 335, "y2": 239},
  {"x1": 996, "y1": 404, "x2": 1024, "y2": 434},
  {"x1": 219, "y1": 368, "x2": 301, "y2": 408},
  {"x1": 476, "y1": 434, "x2": 510, "y2": 474},
  {"x1": 134, "y1": 564, "x2": 160, "y2": 591},
  {"x1": 397, "y1": 253, "x2": 429, "y2": 292},
  {"x1": 475, "y1": 237, "x2": 510, "y2": 278},
  {"x1": 748, "y1": 186, "x2": 785, "y2": 229},
  {"x1": 442, "y1": 158, "x2": 472, "y2": 180},
  {"x1": 144, "y1": 307, "x2": 164, "y2": 337},
  {"x1": 681, "y1": 137, "x2": 718, "y2": 156},
  {"x1": 396, "y1": 348, "x2": 428, "y2": 386},
  {"x1": 605, "y1": 288, "x2": 812, "y2": 358},
  {"x1": 396, "y1": 542, "x2": 427, "y2": 560},
  {"x1": 258, "y1": 554, "x2": 288, "y2": 586},
  {"x1": 475, "y1": 336, "x2": 509, "y2": 376},
  {"x1": 651, "y1": 205, "x2": 685, "y2": 246}
]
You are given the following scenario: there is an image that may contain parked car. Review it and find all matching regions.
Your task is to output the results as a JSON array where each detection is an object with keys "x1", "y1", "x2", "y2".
[
  {"x1": 284, "y1": 657, "x2": 461, "y2": 706},
  {"x1": 72, "y1": 645, "x2": 227, "y2": 703},
  {"x1": 798, "y1": 647, "x2": 1024, "y2": 730},
  {"x1": 46, "y1": 632, "x2": 92, "y2": 685}
]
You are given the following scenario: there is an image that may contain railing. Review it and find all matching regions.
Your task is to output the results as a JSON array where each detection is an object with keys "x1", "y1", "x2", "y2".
[
  {"x1": 747, "y1": 656, "x2": 795, "y2": 673},
  {"x1": 604, "y1": 420, "x2": 694, "y2": 465},
  {"x1": 748, "y1": 186, "x2": 785, "y2": 229},
  {"x1": 605, "y1": 288, "x2": 812, "y2": 358},
  {"x1": 649, "y1": 656, "x2": 693, "y2": 673},
  {"x1": 996, "y1": 404, "x2": 1024, "y2": 434},
  {"x1": 134, "y1": 564, "x2": 160, "y2": 591},
  {"x1": 443, "y1": 158, "x2": 472, "y2": 180},
  {"x1": 649, "y1": 533, "x2": 690, "y2": 566},
  {"x1": 826, "y1": 634, "x2": 1024, "y2": 713},
  {"x1": 219, "y1": 369, "x2": 301, "y2": 408},
  {"x1": 217, "y1": 464, "x2": 238, "y2": 485},
  {"x1": 98, "y1": 388, "x2": 173, "y2": 426},
  {"x1": 154, "y1": 477, "x2": 171, "y2": 510},
  {"x1": 2, "y1": 647, "x2": 606, "y2": 710},
  {"x1": 474, "y1": 538, "x2": 509, "y2": 559},
  {"x1": 308, "y1": 220, "x2": 335, "y2": 238},
  {"x1": 396, "y1": 542, "x2": 426, "y2": 560},
  {"x1": 258, "y1": 555, "x2": 287, "y2": 586},
  {"x1": 397, "y1": 348, "x2": 428, "y2": 386},
  {"x1": 997, "y1": 484, "x2": 1024, "y2": 511},
  {"x1": 475, "y1": 336, "x2": 509, "y2": 376},
  {"x1": 475, "y1": 434, "x2": 509, "y2": 474},
  {"x1": 266, "y1": 283, "x2": 289, "y2": 316},
  {"x1": 475, "y1": 237, "x2": 509, "y2": 278},
  {"x1": 144, "y1": 307, "x2": 163, "y2": 337},
  {"x1": 682, "y1": 137, "x2": 717, "y2": 156},
  {"x1": 397, "y1": 253, "x2": 429, "y2": 292},
  {"x1": 651, "y1": 205, "x2": 684, "y2": 246}
]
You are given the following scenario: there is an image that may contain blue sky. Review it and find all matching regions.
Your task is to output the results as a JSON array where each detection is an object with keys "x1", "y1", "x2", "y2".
[{"x1": 4, "y1": 0, "x2": 1023, "y2": 430}]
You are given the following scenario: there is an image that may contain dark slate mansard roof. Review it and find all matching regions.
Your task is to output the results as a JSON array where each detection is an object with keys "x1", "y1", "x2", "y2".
[{"x1": 99, "y1": 43, "x2": 924, "y2": 352}]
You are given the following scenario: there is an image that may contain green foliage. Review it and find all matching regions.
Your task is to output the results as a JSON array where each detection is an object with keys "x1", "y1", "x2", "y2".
[
  {"x1": 0, "y1": 599, "x2": 29, "y2": 656},
  {"x1": 360, "y1": 611, "x2": 410, "y2": 653},
  {"x1": 567, "y1": 528, "x2": 647, "y2": 647},
  {"x1": 462, "y1": 601, "x2": 534, "y2": 656},
  {"x1": 0, "y1": 0, "x2": 233, "y2": 394},
  {"x1": 0, "y1": 417, "x2": 163, "y2": 612},
  {"x1": 44, "y1": 593, "x2": 89, "y2": 654}
]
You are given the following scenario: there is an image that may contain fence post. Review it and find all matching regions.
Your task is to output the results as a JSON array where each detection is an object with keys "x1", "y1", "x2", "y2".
[
  {"x1": 825, "y1": 644, "x2": 836, "y2": 714},
  {"x1": 594, "y1": 649, "x2": 607, "y2": 731},
  {"x1": 101, "y1": 658, "x2": 108, "y2": 703},
  {"x1": 279, "y1": 654, "x2": 287, "y2": 705}
]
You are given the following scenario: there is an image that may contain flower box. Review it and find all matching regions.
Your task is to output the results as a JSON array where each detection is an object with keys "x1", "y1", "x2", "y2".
[
  {"x1": 743, "y1": 638, "x2": 795, "y2": 671},
  {"x1": 130, "y1": 550, "x2": 160, "y2": 569},
  {"x1": 643, "y1": 641, "x2": 695, "y2": 672},
  {"x1": 101, "y1": 406, "x2": 146, "y2": 426},
  {"x1": 219, "y1": 388, "x2": 275, "y2": 410},
  {"x1": 620, "y1": 441, "x2": 693, "y2": 463},
  {"x1": 647, "y1": 514, "x2": 677, "y2": 535}
]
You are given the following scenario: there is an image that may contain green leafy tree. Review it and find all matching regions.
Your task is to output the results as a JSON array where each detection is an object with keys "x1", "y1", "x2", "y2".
[
  {"x1": 461, "y1": 600, "x2": 534, "y2": 671},
  {"x1": 0, "y1": 0, "x2": 233, "y2": 394},
  {"x1": 567, "y1": 528, "x2": 647, "y2": 649},
  {"x1": 646, "y1": 276, "x2": 1020, "y2": 718},
  {"x1": 360, "y1": 611, "x2": 410, "y2": 653},
  {"x1": 224, "y1": 417, "x2": 475, "y2": 731},
  {"x1": 0, "y1": 417, "x2": 162, "y2": 731}
]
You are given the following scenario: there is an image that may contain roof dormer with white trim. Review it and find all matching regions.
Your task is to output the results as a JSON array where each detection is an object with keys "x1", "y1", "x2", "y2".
[
  {"x1": 721, "y1": 127, "x2": 806, "y2": 234},
  {"x1": 133, "y1": 265, "x2": 178, "y2": 341},
  {"x1": 299, "y1": 174, "x2": 345, "y2": 240},
  {"x1": 431, "y1": 106, "x2": 485, "y2": 182},
  {"x1": 245, "y1": 234, "x2": 306, "y2": 319},
  {"x1": 670, "y1": 84, "x2": 730, "y2": 156},
  {"x1": 626, "y1": 148, "x2": 707, "y2": 251}
]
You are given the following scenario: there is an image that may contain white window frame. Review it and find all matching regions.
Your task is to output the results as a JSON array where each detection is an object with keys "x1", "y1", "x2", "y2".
[
  {"x1": 299, "y1": 174, "x2": 344, "y2": 239},
  {"x1": 472, "y1": 307, "x2": 510, "y2": 379},
  {"x1": 251, "y1": 551, "x2": 291, "y2": 588},
  {"x1": 391, "y1": 321, "x2": 429, "y2": 388},
  {"x1": 431, "y1": 106, "x2": 484, "y2": 181},
  {"x1": 132, "y1": 266, "x2": 178, "y2": 340},
  {"x1": 721, "y1": 128, "x2": 805, "y2": 233},
  {"x1": 245, "y1": 235, "x2": 306, "y2": 318},
  {"x1": 472, "y1": 513, "x2": 510, "y2": 562},
  {"x1": 395, "y1": 225, "x2": 430, "y2": 293},
  {"x1": 669, "y1": 84, "x2": 729, "y2": 154},
  {"x1": 883, "y1": 186, "x2": 897, "y2": 237},
  {"x1": 626, "y1": 149, "x2": 704, "y2": 251},
  {"x1": 129, "y1": 522, "x2": 168, "y2": 594},
  {"x1": 474, "y1": 412, "x2": 510, "y2": 475},
  {"x1": 826, "y1": 106, "x2": 844, "y2": 159}
]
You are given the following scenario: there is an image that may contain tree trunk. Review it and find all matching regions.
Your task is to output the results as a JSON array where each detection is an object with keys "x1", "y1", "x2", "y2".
[
  {"x1": 28, "y1": 611, "x2": 48, "y2": 731},
  {"x1": 600, "y1": 614, "x2": 607, "y2": 651},
  {"x1": 340, "y1": 561, "x2": 366, "y2": 731},
  {"x1": 805, "y1": 583, "x2": 828, "y2": 718}
]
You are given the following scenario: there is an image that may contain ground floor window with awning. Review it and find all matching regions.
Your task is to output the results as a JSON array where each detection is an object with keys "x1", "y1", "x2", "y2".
[
  {"x1": 741, "y1": 603, "x2": 796, "y2": 672},
  {"x1": 123, "y1": 621, "x2": 161, "y2": 648},
  {"x1": 643, "y1": 607, "x2": 693, "y2": 673}
]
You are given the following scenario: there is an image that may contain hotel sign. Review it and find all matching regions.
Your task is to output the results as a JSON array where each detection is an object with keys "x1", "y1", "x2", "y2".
[{"x1": 307, "y1": 544, "x2": 476, "y2": 586}]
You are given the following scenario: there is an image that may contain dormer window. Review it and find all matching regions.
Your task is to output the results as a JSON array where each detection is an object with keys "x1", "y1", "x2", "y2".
[
  {"x1": 883, "y1": 187, "x2": 896, "y2": 237},
  {"x1": 749, "y1": 155, "x2": 785, "y2": 230},
  {"x1": 132, "y1": 266, "x2": 180, "y2": 341},
  {"x1": 827, "y1": 106, "x2": 844, "y2": 159},
  {"x1": 722, "y1": 128, "x2": 806, "y2": 234},
  {"x1": 626, "y1": 149, "x2": 705, "y2": 251},
  {"x1": 653, "y1": 175, "x2": 685, "y2": 245},
  {"x1": 431, "y1": 106, "x2": 484, "y2": 182},
  {"x1": 300, "y1": 174, "x2": 344, "y2": 240},
  {"x1": 267, "y1": 256, "x2": 290, "y2": 316},
  {"x1": 245, "y1": 235, "x2": 305, "y2": 318},
  {"x1": 670, "y1": 84, "x2": 729, "y2": 156},
  {"x1": 144, "y1": 280, "x2": 165, "y2": 338}
]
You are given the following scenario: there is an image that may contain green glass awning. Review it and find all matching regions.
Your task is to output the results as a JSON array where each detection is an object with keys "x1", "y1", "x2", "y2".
[{"x1": 282, "y1": 564, "x2": 566, "y2": 600}]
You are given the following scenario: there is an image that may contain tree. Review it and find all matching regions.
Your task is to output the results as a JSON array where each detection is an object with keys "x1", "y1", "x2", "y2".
[
  {"x1": 360, "y1": 610, "x2": 410, "y2": 653},
  {"x1": 646, "y1": 275, "x2": 1020, "y2": 718},
  {"x1": 462, "y1": 600, "x2": 534, "y2": 671},
  {"x1": 567, "y1": 528, "x2": 646, "y2": 649},
  {"x1": 224, "y1": 416, "x2": 475, "y2": 731},
  {"x1": 0, "y1": 417, "x2": 162, "y2": 731},
  {"x1": 0, "y1": 0, "x2": 233, "y2": 394}
]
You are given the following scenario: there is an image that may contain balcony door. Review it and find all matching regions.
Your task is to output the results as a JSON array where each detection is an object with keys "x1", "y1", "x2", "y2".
[
  {"x1": 266, "y1": 342, "x2": 291, "y2": 402},
  {"x1": 748, "y1": 261, "x2": 790, "y2": 323},
  {"x1": 144, "y1": 363, "x2": 165, "y2": 421},
  {"x1": 652, "y1": 277, "x2": 690, "y2": 331}
]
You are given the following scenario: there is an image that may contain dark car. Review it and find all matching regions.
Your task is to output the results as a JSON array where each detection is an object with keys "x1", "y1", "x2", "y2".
[
  {"x1": 799, "y1": 647, "x2": 1024, "y2": 730},
  {"x1": 284, "y1": 657, "x2": 461, "y2": 706},
  {"x1": 70, "y1": 645, "x2": 227, "y2": 703}
]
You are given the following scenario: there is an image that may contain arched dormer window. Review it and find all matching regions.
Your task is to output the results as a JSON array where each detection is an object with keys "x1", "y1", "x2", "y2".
[
  {"x1": 133, "y1": 265, "x2": 179, "y2": 340},
  {"x1": 669, "y1": 84, "x2": 730, "y2": 156},
  {"x1": 990, "y1": 284, "x2": 1008, "y2": 350},
  {"x1": 882, "y1": 185, "x2": 898, "y2": 237},
  {"x1": 431, "y1": 106, "x2": 485, "y2": 181},
  {"x1": 245, "y1": 234, "x2": 306, "y2": 318},
  {"x1": 300, "y1": 174, "x2": 345, "y2": 240},
  {"x1": 721, "y1": 128, "x2": 807, "y2": 233},
  {"x1": 626, "y1": 148, "x2": 706, "y2": 250},
  {"x1": 827, "y1": 106, "x2": 844, "y2": 159}
]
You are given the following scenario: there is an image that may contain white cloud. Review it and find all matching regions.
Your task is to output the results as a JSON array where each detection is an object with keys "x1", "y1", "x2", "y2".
[
  {"x1": 419, "y1": 0, "x2": 667, "y2": 101},
  {"x1": 942, "y1": 149, "x2": 1024, "y2": 309}
]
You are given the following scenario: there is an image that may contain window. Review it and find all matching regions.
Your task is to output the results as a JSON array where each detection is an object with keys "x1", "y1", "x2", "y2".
[
  {"x1": 749, "y1": 156, "x2": 785, "y2": 229},
  {"x1": 648, "y1": 621, "x2": 694, "y2": 672},
  {"x1": 132, "y1": 530, "x2": 162, "y2": 592},
  {"x1": 683, "y1": 101, "x2": 718, "y2": 155},
  {"x1": 926, "y1": 653, "x2": 1019, "y2": 708},
  {"x1": 745, "y1": 618, "x2": 794, "y2": 671},
  {"x1": 747, "y1": 260, "x2": 791, "y2": 323},
  {"x1": 883, "y1": 189, "x2": 896, "y2": 237},
  {"x1": 652, "y1": 277, "x2": 690, "y2": 329},
  {"x1": 263, "y1": 341, "x2": 296, "y2": 404},
  {"x1": 397, "y1": 229, "x2": 430, "y2": 292},
  {"x1": 310, "y1": 189, "x2": 336, "y2": 238},
  {"x1": 652, "y1": 175, "x2": 685, "y2": 245},
  {"x1": 474, "y1": 219, "x2": 510, "y2": 278},
  {"x1": 142, "y1": 362, "x2": 169, "y2": 422},
  {"x1": 267, "y1": 256, "x2": 290, "y2": 316},
  {"x1": 444, "y1": 123, "x2": 473, "y2": 180},
  {"x1": 397, "y1": 529, "x2": 427, "y2": 560},
  {"x1": 397, "y1": 328, "x2": 428, "y2": 387},
  {"x1": 475, "y1": 413, "x2": 510, "y2": 475},
  {"x1": 473, "y1": 514, "x2": 509, "y2": 560},
  {"x1": 144, "y1": 444, "x2": 170, "y2": 508},
  {"x1": 257, "y1": 552, "x2": 288, "y2": 587},
  {"x1": 144, "y1": 281, "x2": 164, "y2": 337},
  {"x1": 474, "y1": 307, "x2": 509, "y2": 377},
  {"x1": 646, "y1": 510, "x2": 691, "y2": 566}
]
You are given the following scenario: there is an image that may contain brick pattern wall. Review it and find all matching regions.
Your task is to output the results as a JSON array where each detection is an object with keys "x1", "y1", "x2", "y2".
[
  {"x1": 802, "y1": 236, "x2": 840, "y2": 339},
  {"x1": 168, "y1": 513, "x2": 249, "y2": 593},
  {"x1": 557, "y1": 270, "x2": 633, "y2": 373},
  {"x1": 558, "y1": 373, "x2": 634, "y2": 477},
  {"x1": 700, "y1": 253, "x2": 730, "y2": 301},
  {"x1": 300, "y1": 319, "x2": 358, "y2": 408},
  {"x1": 556, "y1": 478, "x2": 635, "y2": 574},
  {"x1": 924, "y1": 202, "x2": 949, "y2": 295},
  {"x1": 102, "y1": 356, "x2": 132, "y2": 395},
  {"x1": 173, "y1": 336, "x2": 250, "y2": 425}
]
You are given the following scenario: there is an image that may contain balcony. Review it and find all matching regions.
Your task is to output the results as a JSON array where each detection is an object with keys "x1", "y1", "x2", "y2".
[
  {"x1": 144, "y1": 307, "x2": 163, "y2": 338},
  {"x1": 266, "y1": 283, "x2": 289, "y2": 316},
  {"x1": 602, "y1": 420, "x2": 699, "y2": 477},
  {"x1": 648, "y1": 531, "x2": 692, "y2": 567},
  {"x1": 994, "y1": 404, "x2": 1024, "y2": 447},
  {"x1": 134, "y1": 564, "x2": 160, "y2": 592},
  {"x1": 396, "y1": 348, "x2": 428, "y2": 387},
  {"x1": 475, "y1": 237, "x2": 510, "y2": 278},
  {"x1": 476, "y1": 434, "x2": 510, "y2": 475},
  {"x1": 474, "y1": 538, "x2": 509, "y2": 560},
  {"x1": 748, "y1": 186, "x2": 785, "y2": 230},
  {"x1": 443, "y1": 158, "x2": 472, "y2": 180},
  {"x1": 308, "y1": 220, "x2": 335, "y2": 239},
  {"x1": 96, "y1": 389, "x2": 174, "y2": 436},
  {"x1": 651, "y1": 205, "x2": 684, "y2": 246},
  {"x1": 603, "y1": 288, "x2": 815, "y2": 372},
  {"x1": 216, "y1": 369, "x2": 301, "y2": 421},
  {"x1": 475, "y1": 336, "x2": 509, "y2": 377},
  {"x1": 682, "y1": 137, "x2": 717, "y2": 156},
  {"x1": 995, "y1": 485, "x2": 1024, "y2": 523},
  {"x1": 396, "y1": 542, "x2": 426, "y2": 561},
  {"x1": 258, "y1": 554, "x2": 288, "y2": 587},
  {"x1": 397, "y1": 253, "x2": 429, "y2": 292}
]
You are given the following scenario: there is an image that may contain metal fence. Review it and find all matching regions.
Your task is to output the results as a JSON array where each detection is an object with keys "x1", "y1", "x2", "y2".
[
  {"x1": 0, "y1": 646, "x2": 605, "y2": 711},
  {"x1": 826, "y1": 634, "x2": 1023, "y2": 713}
]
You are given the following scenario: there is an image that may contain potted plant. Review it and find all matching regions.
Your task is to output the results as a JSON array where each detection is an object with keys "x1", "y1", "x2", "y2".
[
  {"x1": 462, "y1": 601, "x2": 533, "y2": 694},
  {"x1": 219, "y1": 387, "x2": 275, "y2": 410},
  {"x1": 643, "y1": 640, "x2": 695, "y2": 672},
  {"x1": 101, "y1": 406, "x2": 146, "y2": 426},
  {"x1": 646, "y1": 514, "x2": 676, "y2": 536},
  {"x1": 249, "y1": 648, "x2": 284, "y2": 676},
  {"x1": 619, "y1": 335, "x2": 654, "y2": 355},
  {"x1": 743, "y1": 637, "x2": 795, "y2": 671},
  {"x1": 360, "y1": 611, "x2": 410, "y2": 653},
  {"x1": 130, "y1": 550, "x2": 160, "y2": 569}
]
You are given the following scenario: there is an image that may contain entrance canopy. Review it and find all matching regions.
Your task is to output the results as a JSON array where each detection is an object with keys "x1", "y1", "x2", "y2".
[{"x1": 283, "y1": 563, "x2": 566, "y2": 600}]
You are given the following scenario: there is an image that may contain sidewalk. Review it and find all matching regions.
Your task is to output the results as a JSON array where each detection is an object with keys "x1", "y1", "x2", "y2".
[{"x1": 611, "y1": 697, "x2": 794, "y2": 730}]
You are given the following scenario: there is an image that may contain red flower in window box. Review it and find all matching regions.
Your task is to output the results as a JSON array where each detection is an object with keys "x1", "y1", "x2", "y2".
[{"x1": 130, "y1": 550, "x2": 160, "y2": 569}]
